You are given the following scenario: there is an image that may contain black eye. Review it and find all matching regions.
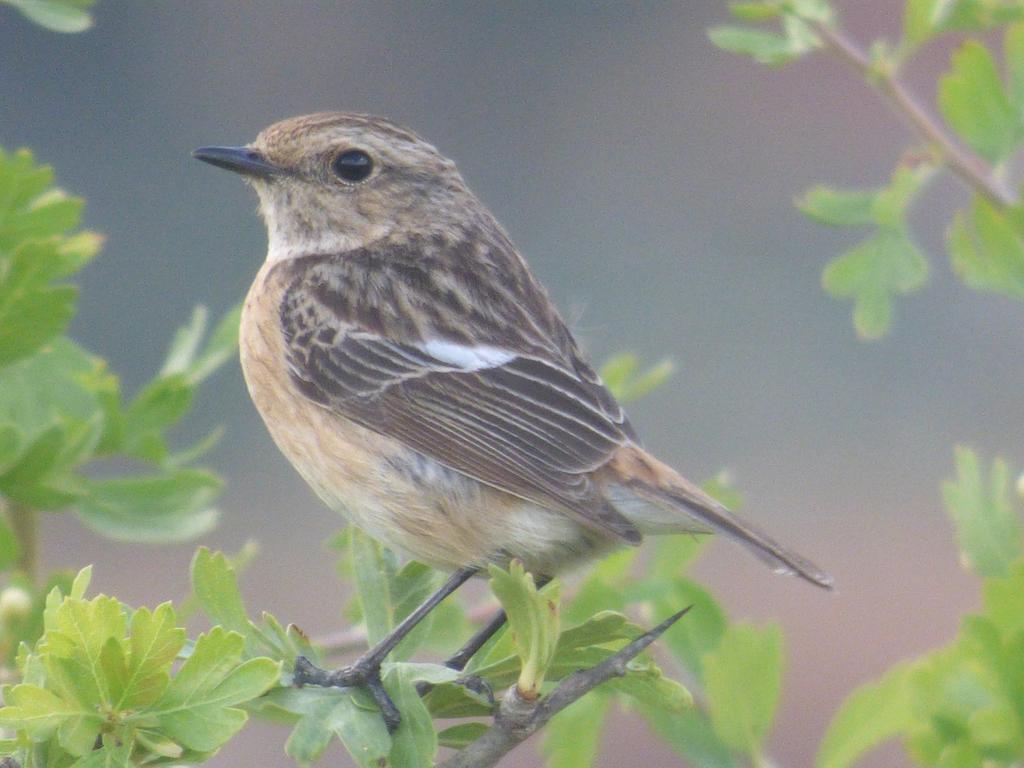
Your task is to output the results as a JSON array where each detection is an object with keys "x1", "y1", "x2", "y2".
[{"x1": 332, "y1": 149, "x2": 374, "y2": 183}]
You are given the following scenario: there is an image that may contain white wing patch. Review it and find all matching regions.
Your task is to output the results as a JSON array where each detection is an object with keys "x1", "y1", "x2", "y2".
[{"x1": 419, "y1": 339, "x2": 517, "y2": 371}]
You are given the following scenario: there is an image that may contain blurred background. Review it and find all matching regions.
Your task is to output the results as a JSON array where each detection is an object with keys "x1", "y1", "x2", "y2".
[{"x1": 2, "y1": 1, "x2": 1020, "y2": 765}]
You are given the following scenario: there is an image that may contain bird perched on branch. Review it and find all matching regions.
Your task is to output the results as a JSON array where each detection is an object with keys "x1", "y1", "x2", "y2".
[{"x1": 194, "y1": 111, "x2": 831, "y2": 730}]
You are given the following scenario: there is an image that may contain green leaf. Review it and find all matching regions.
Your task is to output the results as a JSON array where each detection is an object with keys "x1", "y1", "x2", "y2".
[
  {"x1": 625, "y1": 362, "x2": 673, "y2": 403},
  {"x1": 1, "y1": 0, "x2": 95, "y2": 33},
  {"x1": 0, "y1": 405, "x2": 102, "y2": 510},
  {"x1": 708, "y1": 25, "x2": 812, "y2": 66},
  {"x1": 438, "y1": 722, "x2": 489, "y2": 749},
  {"x1": 44, "y1": 593, "x2": 125, "y2": 703},
  {"x1": 658, "y1": 579, "x2": 728, "y2": 680},
  {"x1": 902, "y1": 0, "x2": 934, "y2": 48},
  {"x1": 901, "y1": 3, "x2": 1024, "y2": 56},
  {"x1": 797, "y1": 186, "x2": 878, "y2": 228},
  {"x1": 598, "y1": 353, "x2": 639, "y2": 398},
  {"x1": 982, "y1": 560, "x2": 1024, "y2": 638},
  {"x1": 119, "y1": 603, "x2": 186, "y2": 709},
  {"x1": 0, "y1": 242, "x2": 77, "y2": 368},
  {"x1": 159, "y1": 306, "x2": 208, "y2": 378},
  {"x1": 350, "y1": 528, "x2": 396, "y2": 647},
  {"x1": 942, "y1": 447, "x2": 1021, "y2": 577},
  {"x1": 607, "y1": 658, "x2": 693, "y2": 711},
  {"x1": 71, "y1": 741, "x2": 133, "y2": 768},
  {"x1": 159, "y1": 303, "x2": 241, "y2": 386},
  {"x1": 149, "y1": 627, "x2": 280, "y2": 753},
  {"x1": 390, "y1": 561, "x2": 442, "y2": 661},
  {"x1": 942, "y1": 0, "x2": 1024, "y2": 34},
  {"x1": 823, "y1": 229, "x2": 928, "y2": 339},
  {"x1": 0, "y1": 338, "x2": 105, "y2": 445},
  {"x1": 53, "y1": 230, "x2": 102, "y2": 278},
  {"x1": 542, "y1": 693, "x2": 611, "y2": 768},
  {"x1": 938, "y1": 40, "x2": 1018, "y2": 163},
  {"x1": 488, "y1": 561, "x2": 561, "y2": 698},
  {"x1": 810, "y1": 165, "x2": 933, "y2": 339},
  {"x1": 0, "y1": 683, "x2": 85, "y2": 739},
  {"x1": 274, "y1": 687, "x2": 391, "y2": 768},
  {"x1": 816, "y1": 662, "x2": 915, "y2": 768},
  {"x1": 0, "y1": 147, "x2": 53, "y2": 215},
  {"x1": 599, "y1": 353, "x2": 674, "y2": 403},
  {"x1": 703, "y1": 622, "x2": 783, "y2": 755},
  {"x1": 948, "y1": 196, "x2": 1024, "y2": 301},
  {"x1": 75, "y1": 469, "x2": 221, "y2": 543},
  {"x1": 121, "y1": 374, "x2": 193, "y2": 461},
  {"x1": 190, "y1": 548, "x2": 254, "y2": 641},
  {"x1": 0, "y1": 149, "x2": 83, "y2": 250},
  {"x1": 383, "y1": 664, "x2": 437, "y2": 768},
  {"x1": 0, "y1": 513, "x2": 20, "y2": 571},
  {"x1": 190, "y1": 303, "x2": 242, "y2": 384}
]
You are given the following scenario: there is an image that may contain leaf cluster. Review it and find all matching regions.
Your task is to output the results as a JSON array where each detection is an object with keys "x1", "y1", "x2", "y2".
[
  {"x1": 0, "y1": 147, "x2": 239, "y2": 561},
  {"x1": 0, "y1": 566, "x2": 280, "y2": 768},
  {"x1": 819, "y1": 448, "x2": 1024, "y2": 767},
  {"x1": 712, "y1": 1, "x2": 1024, "y2": 338}
]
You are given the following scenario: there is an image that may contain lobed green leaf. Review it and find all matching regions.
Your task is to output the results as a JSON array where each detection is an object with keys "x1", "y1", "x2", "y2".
[
  {"x1": 0, "y1": 243, "x2": 77, "y2": 369},
  {"x1": 149, "y1": 627, "x2": 280, "y2": 753},
  {"x1": 948, "y1": 195, "x2": 1024, "y2": 301},
  {"x1": 703, "y1": 622, "x2": 784, "y2": 756},
  {"x1": 942, "y1": 447, "x2": 1022, "y2": 578},
  {"x1": 274, "y1": 686, "x2": 391, "y2": 768},
  {"x1": 708, "y1": 25, "x2": 808, "y2": 66},
  {"x1": 938, "y1": 40, "x2": 1019, "y2": 163},
  {"x1": 816, "y1": 663, "x2": 915, "y2": 768},
  {"x1": 822, "y1": 228, "x2": 928, "y2": 339}
]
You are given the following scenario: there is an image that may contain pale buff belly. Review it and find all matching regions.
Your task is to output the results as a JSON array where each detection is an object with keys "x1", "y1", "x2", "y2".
[{"x1": 238, "y1": 267, "x2": 615, "y2": 575}]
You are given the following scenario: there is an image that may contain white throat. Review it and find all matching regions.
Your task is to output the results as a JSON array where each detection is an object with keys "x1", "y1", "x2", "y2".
[{"x1": 260, "y1": 196, "x2": 381, "y2": 263}]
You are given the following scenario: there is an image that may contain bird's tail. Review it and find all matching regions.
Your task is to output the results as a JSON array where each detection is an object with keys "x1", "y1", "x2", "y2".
[{"x1": 604, "y1": 446, "x2": 833, "y2": 590}]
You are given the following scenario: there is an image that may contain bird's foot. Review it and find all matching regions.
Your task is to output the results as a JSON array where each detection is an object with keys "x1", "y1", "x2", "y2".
[{"x1": 293, "y1": 655, "x2": 401, "y2": 733}]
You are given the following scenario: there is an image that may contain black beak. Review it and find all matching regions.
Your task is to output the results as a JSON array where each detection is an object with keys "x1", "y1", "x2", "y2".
[{"x1": 192, "y1": 146, "x2": 282, "y2": 179}]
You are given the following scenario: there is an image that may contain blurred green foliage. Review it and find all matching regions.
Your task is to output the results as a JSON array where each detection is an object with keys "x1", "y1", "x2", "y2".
[
  {"x1": 819, "y1": 449, "x2": 1024, "y2": 767},
  {"x1": 712, "y1": 0, "x2": 1024, "y2": 339},
  {"x1": 0, "y1": 0, "x2": 94, "y2": 33},
  {"x1": 715, "y1": 2, "x2": 1024, "y2": 767},
  {"x1": 0, "y1": 147, "x2": 239, "y2": 550}
]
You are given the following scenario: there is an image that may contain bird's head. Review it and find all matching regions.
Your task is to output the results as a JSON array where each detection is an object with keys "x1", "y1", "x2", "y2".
[{"x1": 194, "y1": 112, "x2": 478, "y2": 260}]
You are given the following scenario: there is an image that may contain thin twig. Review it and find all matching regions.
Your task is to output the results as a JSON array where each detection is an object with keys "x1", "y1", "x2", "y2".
[
  {"x1": 437, "y1": 607, "x2": 690, "y2": 768},
  {"x1": 812, "y1": 21, "x2": 1018, "y2": 208}
]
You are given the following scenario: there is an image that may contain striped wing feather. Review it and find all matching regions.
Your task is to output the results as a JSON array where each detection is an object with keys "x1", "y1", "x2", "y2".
[{"x1": 280, "y1": 281, "x2": 642, "y2": 543}]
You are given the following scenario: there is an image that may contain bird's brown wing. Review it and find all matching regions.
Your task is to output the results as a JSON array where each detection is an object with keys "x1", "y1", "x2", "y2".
[{"x1": 277, "y1": 253, "x2": 642, "y2": 544}]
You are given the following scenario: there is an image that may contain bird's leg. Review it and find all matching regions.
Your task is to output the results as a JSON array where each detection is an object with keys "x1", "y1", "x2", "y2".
[
  {"x1": 416, "y1": 575, "x2": 553, "y2": 701},
  {"x1": 293, "y1": 565, "x2": 478, "y2": 733}
]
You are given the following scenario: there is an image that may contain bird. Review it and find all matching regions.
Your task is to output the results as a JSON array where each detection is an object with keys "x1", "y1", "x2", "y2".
[{"x1": 193, "y1": 111, "x2": 831, "y2": 730}]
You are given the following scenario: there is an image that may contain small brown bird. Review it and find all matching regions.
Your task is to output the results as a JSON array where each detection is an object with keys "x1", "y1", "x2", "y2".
[{"x1": 194, "y1": 112, "x2": 831, "y2": 728}]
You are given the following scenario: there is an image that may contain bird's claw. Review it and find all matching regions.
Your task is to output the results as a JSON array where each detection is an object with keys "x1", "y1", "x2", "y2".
[{"x1": 293, "y1": 655, "x2": 402, "y2": 733}]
